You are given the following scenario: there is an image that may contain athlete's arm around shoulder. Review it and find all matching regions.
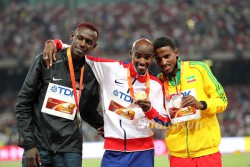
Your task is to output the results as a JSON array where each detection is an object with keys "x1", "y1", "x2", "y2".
[
  {"x1": 85, "y1": 55, "x2": 123, "y2": 84},
  {"x1": 43, "y1": 39, "x2": 69, "y2": 68},
  {"x1": 43, "y1": 39, "x2": 123, "y2": 83},
  {"x1": 191, "y1": 61, "x2": 228, "y2": 114}
]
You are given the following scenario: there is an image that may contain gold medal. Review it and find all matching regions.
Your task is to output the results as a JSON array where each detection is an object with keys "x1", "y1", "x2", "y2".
[{"x1": 134, "y1": 91, "x2": 147, "y2": 100}]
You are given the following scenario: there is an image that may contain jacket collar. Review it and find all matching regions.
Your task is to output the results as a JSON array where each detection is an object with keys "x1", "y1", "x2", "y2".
[
  {"x1": 166, "y1": 58, "x2": 181, "y2": 85},
  {"x1": 129, "y1": 62, "x2": 148, "y2": 83},
  {"x1": 62, "y1": 48, "x2": 86, "y2": 67}
]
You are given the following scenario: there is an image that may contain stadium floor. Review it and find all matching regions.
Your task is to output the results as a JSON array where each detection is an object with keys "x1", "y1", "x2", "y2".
[{"x1": 0, "y1": 154, "x2": 249, "y2": 167}]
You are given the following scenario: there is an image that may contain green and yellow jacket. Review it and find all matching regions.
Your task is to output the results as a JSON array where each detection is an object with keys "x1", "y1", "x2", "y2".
[{"x1": 158, "y1": 59, "x2": 228, "y2": 158}]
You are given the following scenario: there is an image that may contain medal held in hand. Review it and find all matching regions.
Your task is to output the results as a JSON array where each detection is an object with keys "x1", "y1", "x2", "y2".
[
  {"x1": 135, "y1": 91, "x2": 147, "y2": 100},
  {"x1": 168, "y1": 95, "x2": 182, "y2": 119},
  {"x1": 167, "y1": 94, "x2": 200, "y2": 123},
  {"x1": 170, "y1": 95, "x2": 182, "y2": 108}
]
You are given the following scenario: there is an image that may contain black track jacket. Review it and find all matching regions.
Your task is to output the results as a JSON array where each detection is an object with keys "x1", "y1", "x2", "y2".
[{"x1": 15, "y1": 49, "x2": 104, "y2": 152}]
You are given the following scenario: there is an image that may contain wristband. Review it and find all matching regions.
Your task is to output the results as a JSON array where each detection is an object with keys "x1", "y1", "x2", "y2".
[{"x1": 200, "y1": 101, "x2": 207, "y2": 110}]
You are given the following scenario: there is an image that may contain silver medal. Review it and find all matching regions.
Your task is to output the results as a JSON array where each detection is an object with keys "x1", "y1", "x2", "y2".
[{"x1": 170, "y1": 95, "x2": 182, "y2": 108}]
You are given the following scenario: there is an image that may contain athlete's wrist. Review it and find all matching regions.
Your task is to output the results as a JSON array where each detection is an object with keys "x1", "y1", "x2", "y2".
[{"x1": 199, "y1": 101, "x2": 207, "y2": 110}]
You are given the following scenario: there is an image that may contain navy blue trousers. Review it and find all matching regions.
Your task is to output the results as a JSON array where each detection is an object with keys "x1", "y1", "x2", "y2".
[{"x1": 101, "y1": 149, "x2": 154, "y2": 167}]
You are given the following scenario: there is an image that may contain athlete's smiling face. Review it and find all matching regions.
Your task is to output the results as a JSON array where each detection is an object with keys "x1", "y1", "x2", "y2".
[
  {"x1": 130, "y1": 39, "x2": 154, "y2": 75},
  {"x1": 71, "y1": 26, "x2": 98, "y2": 60},
  {"x1": 154, "y1": 46, "x2": 178, "y2": 75}
]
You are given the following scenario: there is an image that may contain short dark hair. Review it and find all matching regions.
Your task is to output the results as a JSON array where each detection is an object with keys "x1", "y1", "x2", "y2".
[
  {"x1": 76, "y1": 22, "x2": 99, "y2": 39},
  {"x1": 153, "y1": 36, "x2": 175, "y2": 51}
]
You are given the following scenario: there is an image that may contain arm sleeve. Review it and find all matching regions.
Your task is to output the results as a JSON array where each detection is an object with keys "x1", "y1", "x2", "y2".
[
  {"x1": 145, "y1": 107, "x2": 170, "y2": 127},
  {"x1": 15, "y1": 55, "x2": 42, "y2": 151},
  {"x1": 53, "y1": 39, "x2": 70, "y2": 51},
  {"x1": 85, "y1": 55, "x2": 121, "y2": 84},
  {"x1": 145, "y1": 81, "x2": 170, "y2": 127},
  {"x1": 200, "y1": 63, "x2": 228, "y2": 114},
  {"x1": 53, "y1": 39, "x2": 120, "y2": 84}
]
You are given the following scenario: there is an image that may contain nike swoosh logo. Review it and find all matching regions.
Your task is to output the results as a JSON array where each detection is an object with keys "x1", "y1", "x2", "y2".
[
  {"x1": 115, "y1": 79, "x2": 123, "y2": 84},
  {"x1": 53, "y1": 77, "x2": 63, "y2": 81}
]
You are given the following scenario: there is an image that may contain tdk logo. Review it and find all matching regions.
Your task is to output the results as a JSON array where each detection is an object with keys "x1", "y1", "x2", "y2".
[
  {"x1": 169, "y1": 90, "x2": 191, "y2": 99},
  {"x1": 113, "y1": 89, "x2": 133, "y2": 103},
  {"x1": 51, "y1": 85, "x2": 74, "y2": 97},
  {"x1": 113, "y1": 90, "x2": 119, "y2": 96},
  {"x1": 51, "y1": 85, "x2": 57, "y2": 92}
]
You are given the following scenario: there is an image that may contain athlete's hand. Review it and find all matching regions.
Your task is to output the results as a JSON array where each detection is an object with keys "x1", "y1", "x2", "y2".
[
  {"x1": 97, "y1": 126, "x2": 104, "y2": 138},
  {"x1": 43, "y1": 40, "x2": 57, "y2": 69},
  {"x1": 134, "y1": 100, "x2": 151, "y2": 112},
  {"x1": 181, "y1": 95, "x2": 204, "y2": 109},
  {"x1": 25, "y1": 147, "x2": 41, "y2": 167}
]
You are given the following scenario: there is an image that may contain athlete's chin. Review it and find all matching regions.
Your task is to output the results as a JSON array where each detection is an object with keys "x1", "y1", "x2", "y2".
[
  {"x1": 136, "y1": 66, "x2": 147, "y2": 75},
  {"x1": 76, "y1": 49, "x2": 86, "y2": 56},
  {"x1": 137, "y1": 70, "x2": 147, "y2": 75},
  {"x1": 161, "y1": 69, "x2": 171, "y2": 75}
]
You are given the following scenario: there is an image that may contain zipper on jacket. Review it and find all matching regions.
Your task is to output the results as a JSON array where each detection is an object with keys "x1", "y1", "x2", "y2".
[
  {"x1": 119, "y1": 119, "x2": 127, "y2": 152},
  {"x1": 185, "y1": 122, "x2": 190, "y2": 157}
]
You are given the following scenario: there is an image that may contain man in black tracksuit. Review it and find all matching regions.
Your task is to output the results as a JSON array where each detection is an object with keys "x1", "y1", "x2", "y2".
[{"x1": 15, "y1": 22, "x2": 104, "y2": 167}]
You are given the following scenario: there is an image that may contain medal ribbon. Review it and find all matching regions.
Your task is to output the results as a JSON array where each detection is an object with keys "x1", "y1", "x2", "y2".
[
  {"x1": 127, "y1": 65, "x2": 150, "y2": 100},
  {"x1": 67, "y1": 47, "x2": 84, "y2": 112},
  {"x1": 163, "y1": 62, "x2": 183, "y2": 101}
]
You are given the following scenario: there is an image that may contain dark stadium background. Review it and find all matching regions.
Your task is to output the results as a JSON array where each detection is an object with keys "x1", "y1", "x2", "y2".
[{"x1": 0, "y1": 0, "x2": 249, "y2": 156}]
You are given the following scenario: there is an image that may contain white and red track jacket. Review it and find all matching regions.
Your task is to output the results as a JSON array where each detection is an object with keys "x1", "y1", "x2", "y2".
[
  {"x1": 53, "y1": 40, "x2": 170, "y2": 152},
  {"x1": 86, "y1": 56, "x2": 168, "y2": 152}
]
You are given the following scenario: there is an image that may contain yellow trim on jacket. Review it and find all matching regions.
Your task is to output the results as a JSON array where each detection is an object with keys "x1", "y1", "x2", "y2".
[{"x1": 158, "y1": 60, "x2": 228, "y2": 158}]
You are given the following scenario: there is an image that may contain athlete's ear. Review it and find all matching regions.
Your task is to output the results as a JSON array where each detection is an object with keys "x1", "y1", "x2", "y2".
[
  {"x1": 174, "y1": 48, "x2": 179, "y2": 58},
  {"x1": 129, "y1": 50, "x2": 133, "y2": 59},
  {"x1": 70, "y1": 31, "x2": 75, "y2": 41}
]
